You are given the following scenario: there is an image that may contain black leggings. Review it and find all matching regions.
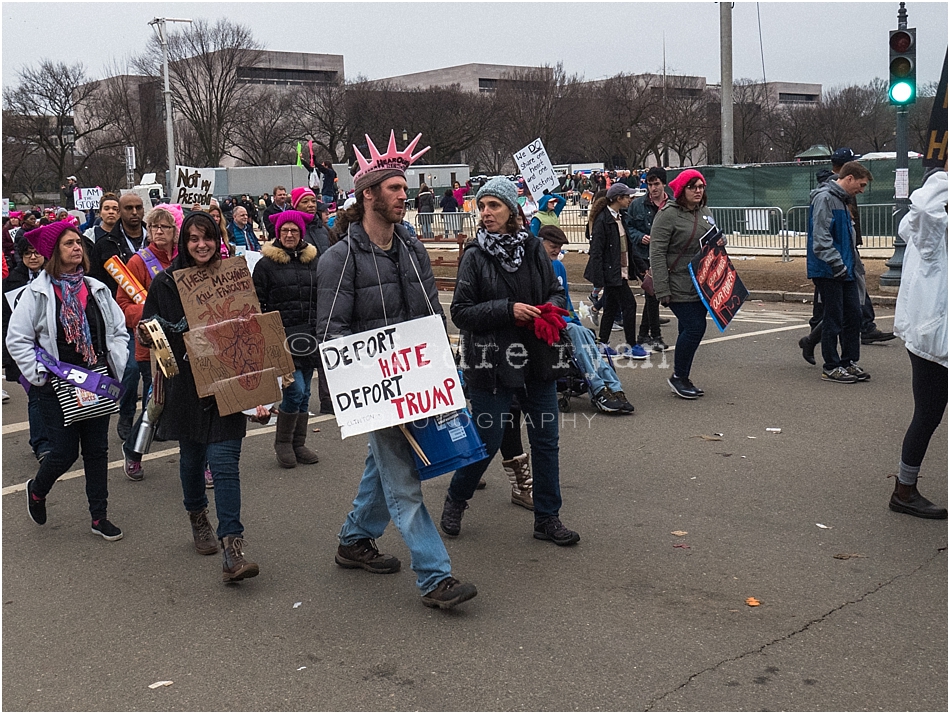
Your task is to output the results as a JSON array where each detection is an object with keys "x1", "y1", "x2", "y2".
[{"x1": 901, "y1": 350, "x2": 948, "y2": 468}]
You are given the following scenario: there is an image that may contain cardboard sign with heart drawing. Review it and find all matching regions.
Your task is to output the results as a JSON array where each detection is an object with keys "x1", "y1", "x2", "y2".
[{"x1": 174, "y1": 257, "x2": 295, "y2": 416}]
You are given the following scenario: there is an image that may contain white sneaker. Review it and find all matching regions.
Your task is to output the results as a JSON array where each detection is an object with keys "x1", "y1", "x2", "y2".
[{"x1": 1, "y1": 389, "x2": 9, "y2": 403}]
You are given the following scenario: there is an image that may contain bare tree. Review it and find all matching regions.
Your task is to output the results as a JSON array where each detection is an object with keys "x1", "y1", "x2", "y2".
[
  {"x1": 135, "y1": 19, "x2": 264, "y2": 167},
  {"x1": 589, "y1": 73, "x2": 661, "y2": 169},
  {"x1": 290, "y1": 77, "x2": 354, "y2": 163},
  {"x1": 228, "y1": 87, "x2": 295, "y2": 165},
  {"x1": 2, "y1": 59, "x2": 114, "y2": 186}
]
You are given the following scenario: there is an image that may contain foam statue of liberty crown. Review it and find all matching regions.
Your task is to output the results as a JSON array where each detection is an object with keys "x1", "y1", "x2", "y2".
[{"x1": 352, "y1": 131, "x2": 430, "y2": 193}]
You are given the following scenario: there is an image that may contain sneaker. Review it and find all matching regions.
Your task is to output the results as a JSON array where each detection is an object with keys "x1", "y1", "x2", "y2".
[
  {"x1": 592, "y1": 388, "x2": 623, "y2": 414},
  {"x1": 651, "y1": 337, "x2": 668, "y2": 352},
  {"x1": 822, "y1": 367, "x2": 859, "y2": 384},
  {"x1": 688, "y1": 379, "x2": 705, "y2": 397},
  {"x1": 845, "y1": 363, "x2": 871, "y2": 382},
  {"x1": 862, "y1": 329, "x2": 896, "y2": 345},
  {"x1": 533, "y1": 516, "x2": 580, "y2": 546},
  {"x1": 91, "y1": 518, "x2": 123, "y2": 541},
  {"x1": 622, "y1": 344, "x2": 648, "y2": 360},
  {"x1": 204, "y1": 466, "x2": 214, "y2": 489},
  {"x1": 440, "y1": 495, "x2": 468, "y2": 537},
  {"x1": 26, "y1": 478, "x2": 46, "y2": 525},
  {"x1": 609, "y1": 389, "x2": 635, "y2": 414},
  {"x1": 597, "y1": 341, "x2": 618, "y2": 356},
  {"x1": 421, "y1": 576, "x2": 478, "y2": 609},
  {"x1": 668, "y1": 375, "x2": 700, "y2": 399},
  {"x1": 123, "y1": 456, "x2": 143, "y2": 481},
  {"x1": 335, "y1": 538, "x2": 401, "y2": 574},
  {"x1": 611, "y1": 321, "x2": 623, "y2": 332},
  {"x1": 589, "y1": 307, "x2": 600, "y2": 327},
  {"x1": 636, "y1": 336, "x2": 653, "y2": 349},
  {"x1": 1, "y1": 389, "x2": 9, "y2": 403}
]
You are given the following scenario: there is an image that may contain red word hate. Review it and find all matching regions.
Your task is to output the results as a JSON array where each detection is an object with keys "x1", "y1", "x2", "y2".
[{"x1": 378, "y1": 343, "x2": 430, "y2": 378}]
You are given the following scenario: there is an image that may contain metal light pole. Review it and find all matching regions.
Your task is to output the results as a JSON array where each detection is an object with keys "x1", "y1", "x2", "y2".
[
  {"x1": 149, "y1": 17, "x2": 191, "y2": 199},
  {"x1": 720, "y1": 2, "x2": 734, "y2": 165},
  {"x1": 880, "y1": 2, "x2": 911, "y2": 289}
]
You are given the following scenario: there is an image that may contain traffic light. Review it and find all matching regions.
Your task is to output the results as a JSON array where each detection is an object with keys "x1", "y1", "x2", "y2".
[{"x1": 888, "y1": 27, "x2": 917, "y2": 105}]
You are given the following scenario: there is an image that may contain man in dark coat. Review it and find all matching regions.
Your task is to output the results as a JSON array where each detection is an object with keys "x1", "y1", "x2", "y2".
[{"x1": 315, "y1": 133, "x2": 476, "y2": 611}]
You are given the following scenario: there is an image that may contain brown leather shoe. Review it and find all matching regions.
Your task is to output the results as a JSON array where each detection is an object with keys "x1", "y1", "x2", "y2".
[
  {"x1": 221, "y1": 535, "x2": 260, "y2": 581},
  {"x1": 890, "y1": 481, "x2": 948, "y2": 520},
  {"x1": 188, "y1": 508, "x2": 218, "y2": 555}
]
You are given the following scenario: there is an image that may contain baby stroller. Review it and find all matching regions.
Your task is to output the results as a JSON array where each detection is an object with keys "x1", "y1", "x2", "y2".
[{"x1": 555, "y1": 334, "x2": 616, "y2": 413}]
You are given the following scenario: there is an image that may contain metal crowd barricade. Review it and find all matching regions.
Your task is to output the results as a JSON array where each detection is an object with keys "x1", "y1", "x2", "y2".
[
  {"x1": 709, "y1": 206, "x2": 788, "y2": 260},
  {"x1": 785, "y1": 204, "x2": 895, "y2": 250}
]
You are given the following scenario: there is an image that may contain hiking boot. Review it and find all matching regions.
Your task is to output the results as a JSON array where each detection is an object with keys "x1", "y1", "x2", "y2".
[
  {"x1": 221, "y1": 535, "x2": 259, "y2": 582},
  {"x1": 889, "y1": 481, "x2": 948, "y2": 520},
  {"x1": 862, "y1": 329, "x2": 896, "y2": 345},
  {"x1": 668, "y1": 375, "x2": 700, "y2": 399},
  {"x1": 502, "y1": 453, "x2": 533, "y2": 510},
  {"x1": 91, "y1": 518, "x2": 123, "y2": 541},
  {"x1": 822, "y1": 367, "x2": 858, "y2": 384},
  {"x1": 421, "y1": 577, "x2": 478, "y2": 610},
  {"x1": 845, "y1": 362, "x2": 871, "y2": 382},
  {"x1": 188, "y1": 508, "x2": 219, "y2": 555},
  {"x1": 335, "y1": 538, "x2": 401, "y2": 573},
  {"x1": 533, "y1": 516, "x2": 580, "y2": 546},
  {"x1": 592, "y1": 388, "x2": 623, "y2": 413},
  {"x1": 124, "y1": 455, "x2": 143, "y2": 481},
  {"x1": 440, "y1": 495, "x2": 468, "y2": 537},
  {"x1": 26, "y1": 478, "x2": 46, "y2": 526},
  {"x1": 292, "y1": 412, "x2": 320, "y2": 464},
  {"x1": 274, "y1": 410, "x2": 297, "y2": 468},
  {"x1": 609, "y1": 389, "x2": 635, "y2": 414},
  {"x1": 117, "y1": 414, "x2": 133, "y2": 441}
]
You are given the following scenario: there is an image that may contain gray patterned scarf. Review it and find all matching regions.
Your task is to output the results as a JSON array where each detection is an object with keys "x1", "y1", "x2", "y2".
[{"x1": 475, "y1": 226, "x2": 527, "y2": 273}]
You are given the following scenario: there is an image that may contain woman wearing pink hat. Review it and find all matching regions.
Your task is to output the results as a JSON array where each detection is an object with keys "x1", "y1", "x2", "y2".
[
  {"x1": 650, "y1": 169, "x2": 719, "y2": 399},
  {"x1": 6, "y1": 220, "x2": 129, "y2": 540}
]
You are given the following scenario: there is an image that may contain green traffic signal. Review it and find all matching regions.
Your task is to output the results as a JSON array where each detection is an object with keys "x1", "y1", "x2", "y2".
[{"x1": 888, "y1": 28, "x2": 917, "y2": 105}]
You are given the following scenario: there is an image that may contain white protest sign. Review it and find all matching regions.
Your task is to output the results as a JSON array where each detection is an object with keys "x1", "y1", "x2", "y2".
[
  {"x1": 175, "y1": 166, "x2": 216, "y2": 209},
  {"x1": 513, "y1": 138, "x2": 559, "y2": 201},
  {"x1": 2, "y1": 199, "x2": 9, "y2": 218},
  {"x1": 319, "y1": 314, "x2": 465, "y2": 439},
  {"x1": 73, "y1": 187, "x2": 103, "y2": 211}
]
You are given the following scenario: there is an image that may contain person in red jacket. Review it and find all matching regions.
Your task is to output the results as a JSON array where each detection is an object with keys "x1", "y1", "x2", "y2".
[{"x1": 116, "y1": 204, "x2": 179, "y2": 480}]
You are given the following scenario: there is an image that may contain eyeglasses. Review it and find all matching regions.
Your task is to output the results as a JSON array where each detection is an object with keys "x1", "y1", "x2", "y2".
[
  {"x1": 22, "y1": 250, "x2": 41, "y2": 258},
  {"x1": 687, "y1": 184, "x2": 706, "y2": 191},
  {"x1": 279, "y1": 228, "x2": 301, "y2": 236},
  {"x1": 149, "y1": 224, "x2": 175, "y2": 231}
]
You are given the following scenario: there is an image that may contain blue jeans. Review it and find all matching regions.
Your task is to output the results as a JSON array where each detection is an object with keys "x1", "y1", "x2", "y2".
[
  {"x1": 338, "y1": 427, "x2": 452, "y2": 595},
  {"x1": 27, "y1": 385, "x2": 51, "y2": 457},
  {"x1": 448, "y1": 381, "x2": 562, "y2": 518},
  {"x1": 179, "y1": 438, "x2": 244, "y2": 540},
  {"x1": 118, "y1": 335, "x2": 141, "y2": 418},
  {"x1": 280, "y1": 367, "x2": 313, "y2": 413},
  {"x1": 814, "y1": 278, "x2": 861, "y2": 371},
  {"x1": 564, "y1": 322, "x2": 622, "y2": 397},
  {"x1": 669, "y1": 301, "x2": 708, "y2": 379},
  {"x1": 31, "y1": 383, "x2": 111, "y2": 519}
]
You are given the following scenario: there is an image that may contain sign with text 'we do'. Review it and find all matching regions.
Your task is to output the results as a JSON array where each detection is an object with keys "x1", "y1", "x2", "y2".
[
  {"x1": 319, "y1": 315, "x2": 465, "y2": 439},
  {"x1": 513, "y1": 138, "x2": 559, "y2": 201}
]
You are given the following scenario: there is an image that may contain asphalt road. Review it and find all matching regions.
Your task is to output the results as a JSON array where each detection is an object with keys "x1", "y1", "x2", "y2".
[{"x1": 2, "y1": 300, "x2": 946, "y2": 712}]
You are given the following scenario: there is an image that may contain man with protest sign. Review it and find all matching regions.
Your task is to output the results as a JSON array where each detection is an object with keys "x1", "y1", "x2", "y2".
[
  {"x1": 90, "y1": 192, "x2": 147, "y2": 440},
  {"x1": 316, "y1": 131, "x2": 477, "y2": 610}
]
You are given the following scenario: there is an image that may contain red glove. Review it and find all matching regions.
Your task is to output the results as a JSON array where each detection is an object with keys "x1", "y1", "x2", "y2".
[{"x1": 533, "y1": 317, "x2": 560, "y2": 345}]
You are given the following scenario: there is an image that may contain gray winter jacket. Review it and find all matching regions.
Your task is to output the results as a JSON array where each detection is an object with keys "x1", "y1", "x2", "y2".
[{"x1": 316, "y1": 221, "x2": 443, "y2": 341}]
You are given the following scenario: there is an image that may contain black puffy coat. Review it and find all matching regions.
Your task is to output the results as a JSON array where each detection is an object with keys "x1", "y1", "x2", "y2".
[
  {"x1": 253, "y1": 240, "x2": 320, "y2": 370},
  {"x1": 452, "y1": 234, "x2": 566, "y2": 391},
  {"x1": 584, "y1": 205, "x2": 648, "y2": 288},
  {"x1": 316, "y1": 221, "x2": 442, "y2": 340},
  {"x1": 303, "y1": 215, "x2": 331, "y2": 255},
  {"x1": 141, "y1": 263, "x2": 247, "y2": 444}
]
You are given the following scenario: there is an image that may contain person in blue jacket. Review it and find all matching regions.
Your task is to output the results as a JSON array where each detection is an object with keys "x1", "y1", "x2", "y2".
[
  {"x1": 806, "y1": 161, "x2": 873, "y2": 384},
  {"x1": 529, "y1": 193, "x2": 566, "y2": 237}
]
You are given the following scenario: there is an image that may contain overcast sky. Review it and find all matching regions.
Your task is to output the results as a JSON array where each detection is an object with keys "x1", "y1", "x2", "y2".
[{"x1": 2, "y1": 1, "x2": 948, "y2": 90}]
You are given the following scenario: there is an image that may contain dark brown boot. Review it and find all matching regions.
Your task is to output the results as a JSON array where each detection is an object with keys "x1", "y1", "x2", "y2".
[
  {"x1": 274, "y1": 410, "x2": 297, "y2": 469},
  {"x1": 221, "y1": 535, "x2": 259, "y2": 582},
  {"x1": 890, "y1": 480, "x2": 948, "y2": 519},
  {"x1": 292, "y1": 412, "x2": 320, "y2": 464},
  {"x1": 188, "y1": 508, "x2": 218, "y2": 555}
]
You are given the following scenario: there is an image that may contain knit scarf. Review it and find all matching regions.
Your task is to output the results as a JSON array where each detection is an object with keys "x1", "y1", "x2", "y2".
[
  {"x1": 51, "y1": 270, "x2": 97, "y2": 365},
  {"x1": 476, "y1": 226, "x2": 527, "y2": 273}
]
